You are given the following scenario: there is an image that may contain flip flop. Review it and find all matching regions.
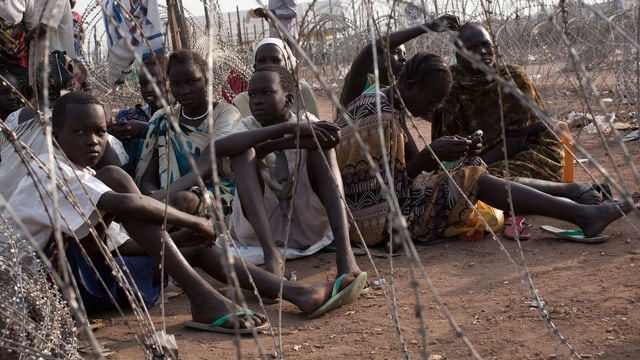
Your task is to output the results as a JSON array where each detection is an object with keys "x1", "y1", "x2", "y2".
[
  {"x1": 540, "y1": 225, "x2": 609, "y2": 243},
  {"x1": 503, "y1": 216, "x2": 531, "y2": 240},
  {"x1": 184, "y1": 310, "x2": 269, "y2": 334},
  {"x1": 307, "y1": 272, "x2": 367, "y2": 319}
]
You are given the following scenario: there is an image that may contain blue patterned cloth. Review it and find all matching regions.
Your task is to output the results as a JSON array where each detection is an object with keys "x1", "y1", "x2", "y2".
[{"x1": 115, "y1": 104, "x2": 152, "y2": 176}]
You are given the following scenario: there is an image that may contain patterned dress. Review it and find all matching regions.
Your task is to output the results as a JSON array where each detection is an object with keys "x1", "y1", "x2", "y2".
[
  {"x1": 336, "y1": 92, "x2": 487, "y2": 246},
  {"x1": 435, "y1": 64, "x2": 564, "y2": 182},
  {"x1": 135, "y1": 102, "x2": 240, "y2": 187},
  {"x1": 115, "y1": 104, "x2": 153, "y2": 176}
]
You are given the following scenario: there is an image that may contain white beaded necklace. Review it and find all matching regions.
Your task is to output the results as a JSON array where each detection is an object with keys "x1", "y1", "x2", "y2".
[{"x1": 180, "y1": 107, "x2": 208, "y2": 121}]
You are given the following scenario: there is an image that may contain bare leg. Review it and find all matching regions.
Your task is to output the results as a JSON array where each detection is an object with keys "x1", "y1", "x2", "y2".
[
  {"x1": 514, "y1": 177, "x2": 601, "y2": 205},
  {"x1": 230, "y1": 149, "x2": 285, "y2": 277},
  {"x1": 168, "y1": 190, "x2": 202, "y2": 215},
  {"x1": 477, "y1": 174, "x2": 631, "y2": 237},
  {"x1": 181, "y1": 245, "x2": 362, "y2": 314},
  {"x1": 95, "y1": 166, "x2": 266, "y2": 328},
  {"x1": 307, "y1": 149, "x2": 360, "y2": 275}
]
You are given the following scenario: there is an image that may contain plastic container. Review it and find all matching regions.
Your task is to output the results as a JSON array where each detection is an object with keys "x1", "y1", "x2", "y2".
[{"x1": 553, "y1": 120, "x2": 574, "y2": 183}]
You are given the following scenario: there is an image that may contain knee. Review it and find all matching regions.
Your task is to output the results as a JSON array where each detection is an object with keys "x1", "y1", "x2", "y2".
[
  {"x1": 95, "y1": 165, "x2": 138, "y2": 193},
  {"x1": 169, "y1": 190, "x2": 202, "y2": 215},
  {"x1": 230, "y1": 147, "x2": 256, "y2": 167}
]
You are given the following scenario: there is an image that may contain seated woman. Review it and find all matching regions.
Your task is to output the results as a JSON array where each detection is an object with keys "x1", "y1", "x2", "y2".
[
  {"x1": 336, "y1": 52, "x2": 631, "y2": 248},
  {"x1": 135, "y1": 50, "x2": 241, "y2": 216},
  {"x1": 433, "y1": 23, "x2": 565, "y2": 185},
  {"x1": 339, "y1": 15, "x2": 459, "y2": 109},
  {"x1": 232, "y1": 38, "x2": 318, "y2": 118}
]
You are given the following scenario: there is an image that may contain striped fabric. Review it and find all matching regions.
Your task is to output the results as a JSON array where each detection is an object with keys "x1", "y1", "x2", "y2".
[{"x1": 103, "y1": 0, "x2": 164, "y2": 85}]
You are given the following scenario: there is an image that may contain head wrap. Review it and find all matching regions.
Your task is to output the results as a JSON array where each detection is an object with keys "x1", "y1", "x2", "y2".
[{"x1": 253, "y1": 38, "x2": 297, "y2": 71}]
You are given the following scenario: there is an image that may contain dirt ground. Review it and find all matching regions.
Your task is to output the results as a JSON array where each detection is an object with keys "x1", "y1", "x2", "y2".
[{"x1": 93, "y1": 92, "x2": 640, "y2": 359}]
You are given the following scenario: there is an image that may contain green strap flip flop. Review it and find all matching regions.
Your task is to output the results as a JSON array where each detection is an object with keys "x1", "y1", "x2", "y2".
[
  {"x1": 184, "y1": 310, "x2": 269, "y2": 334},
  {"x1": 540, "y1": 225, "x2": 609, "y2": 243},
  {"x1": 307, "y1": 272, "x2": 367, "y2": 319}
]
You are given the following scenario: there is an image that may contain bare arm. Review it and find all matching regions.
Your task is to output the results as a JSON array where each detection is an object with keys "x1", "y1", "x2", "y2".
[
  {"x1": 254, "y1": 133, "x2": 339, "y2": 158},
  {"x1": 149, "y1": 122, "x2": 296, "y2": 198},
  {"x1": 480, "y1": 135, "x2": 527, "y2": 165},
  {"x1": 399, "y1": 118, "x2": 419, "y2": 165},
  {"x1": 406, "y1": 136, "x2": 472, "y2": 178},
  {"x1": 97, "y1": 191, "x2": 213, "y2": 237},
  {"x1": 340, "y1": 15, "x2": 459, "y2": 107},
  {"x1": 151, "y1": 121, "x2": 340, "y2": 197}
]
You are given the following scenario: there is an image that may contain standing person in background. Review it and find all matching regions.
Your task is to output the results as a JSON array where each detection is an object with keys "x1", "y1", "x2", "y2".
[
  {"x1": 0, "y1": 0, "x2": 31, "y2": 98},
  {"x1": 26, "y1": 0, "x2": 75, "y2": 86},
  {"x1": 69, "y1": 0, "x2": 85, "y2": 59},
  {"x1": 252, "y1": 0, "x2": 298, "y2": 43}
]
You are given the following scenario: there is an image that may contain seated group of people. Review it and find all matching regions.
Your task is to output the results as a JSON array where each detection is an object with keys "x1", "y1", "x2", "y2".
[{"x1": 0, "y1": 18, "x2": 632, "y2": 335}]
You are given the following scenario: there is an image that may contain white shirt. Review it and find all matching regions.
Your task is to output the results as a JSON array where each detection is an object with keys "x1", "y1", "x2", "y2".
[
  {"x1": 232, "y1": 111, "x2": 317, "y2": 194},
  {"x1": 3, "y1": 153, "x2": 128, "y2": 254}
]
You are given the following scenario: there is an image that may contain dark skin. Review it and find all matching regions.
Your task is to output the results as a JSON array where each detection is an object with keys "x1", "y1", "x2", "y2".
[
  {"x1": 54, "y1": 102, "x2": 365, "y2": 329},
  {"x1": 339, "y1": 14, "x2": 460, "y2": 108},
  {"x1": 247, "y1": 43, "x2": 319, "y2": 117},
  {"x1": 108, "y1": 63, "x2": 165, "y2": 141},
  {"x1": 452, "y1": 24, "x2": 596, "y2": 202},
  {"x1": 138, "y1": 60, "x2": 214, "y2": 196},
  {"x1": 454, "y1": 23, "x2": 527, "y2": 164},
  {"x1": 254, "y1": 44, "x2": 288, "y2": 68},
  {"x1": 165, "y1": 71, "x2": 356, "y2": 278},
  {"x1": 388, "y1": 74, "x2": 632, "y2": 237},
  {"x1": 231, "y1": 71, "x2": 358, "y2": 277},
  {"x1": 139, "y1": 69, "x2": 350, "y2": 277},
  {"x1": 379, "y1": 77, "x2": 472, "y2": 174},
  {"x1": 0, "y1": 73, "x2": 22, "y2": 119}
]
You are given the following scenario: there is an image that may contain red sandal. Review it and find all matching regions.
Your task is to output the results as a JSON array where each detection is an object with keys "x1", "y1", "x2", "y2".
[{"x1": 503, "y1": 216, "x2": 531, "y2": 241}]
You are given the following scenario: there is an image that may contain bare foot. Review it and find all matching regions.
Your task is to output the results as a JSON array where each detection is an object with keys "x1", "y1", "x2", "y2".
[
  {"x1": 292, "y1": 272, "x2": 364, "y2": 315},
  {"x1": 578, "y1": 201, "x2": 632, "y2": 237},
  {"x1": 567, "y1": 182, "x2": 602, "y2": 205},
  {"x1": 189, "y1": 294, "x2": 267, "y2": 330}
]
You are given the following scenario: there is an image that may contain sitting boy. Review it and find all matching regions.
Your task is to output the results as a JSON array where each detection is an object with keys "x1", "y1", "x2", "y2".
[
  {"x1": 222, "y1": 64, "x2": 364, "y2": 283},
  {"x1": 2, "y1": 92, "x2": 367, "y2": 333}
]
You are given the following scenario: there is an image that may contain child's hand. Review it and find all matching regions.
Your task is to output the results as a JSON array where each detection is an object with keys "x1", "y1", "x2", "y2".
[
  {"x1": 108, "y1": 120, "x2": 148, "y2": 140},
  {"x1": 191, "y1": 217, "x2": 216, "y2": 246}
]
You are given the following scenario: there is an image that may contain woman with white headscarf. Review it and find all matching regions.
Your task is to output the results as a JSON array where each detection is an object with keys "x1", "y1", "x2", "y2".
[{"x1": 232, "y1": 38, "x2": 318, "y2": 118}]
